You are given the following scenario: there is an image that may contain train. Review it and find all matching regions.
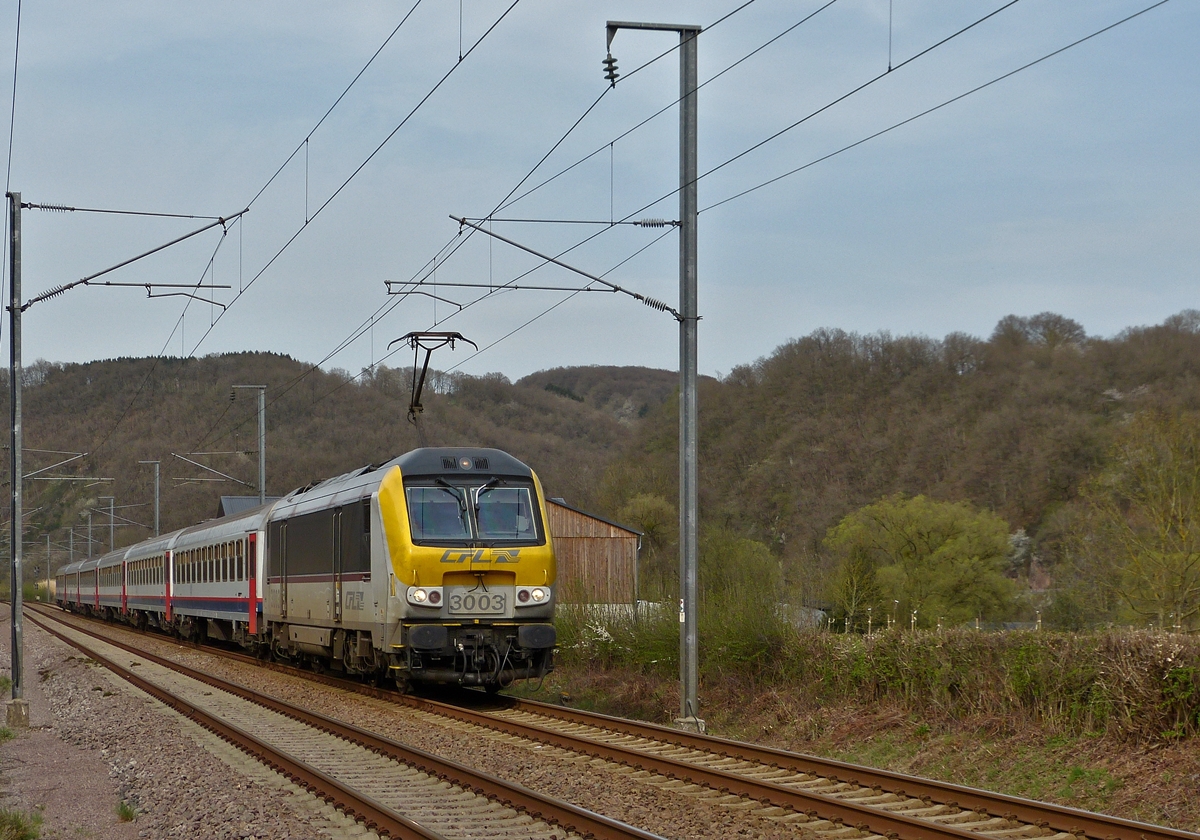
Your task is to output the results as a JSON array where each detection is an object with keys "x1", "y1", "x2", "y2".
[{"x1": 56, "y1": 447, "x2": 557, "y2": 690}]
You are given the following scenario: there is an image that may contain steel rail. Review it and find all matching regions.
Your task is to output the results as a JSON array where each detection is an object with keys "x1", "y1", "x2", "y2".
[
  {"x1": 34, "y1": 605, "x2": 1200, "y2": 840},
  {"x1": 502, "y1": 697, "x2": 1200, "y2": 840},
  {"x1": 25, "y1": 608, "x2": 663, "y2": 840},
  {"x1": 26, "y1": 610, "x2": 441, "y2": 840},
  {"x1": 400, "y1": 692, "x2": 1014, "y2": 840}
]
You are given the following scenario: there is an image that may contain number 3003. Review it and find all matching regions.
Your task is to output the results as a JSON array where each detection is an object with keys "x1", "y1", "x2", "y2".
[{"x1": 449, "y1": 592, "x2": 505, "y2": 613}]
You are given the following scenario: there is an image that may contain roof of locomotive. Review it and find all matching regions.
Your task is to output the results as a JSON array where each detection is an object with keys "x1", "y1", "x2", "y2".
[
  {"x1": 270, "y1": 448, "x2": 536, "y2": 520},
  {"x1": 395, "y1": 447, "x2": 534, "y2": 479}
]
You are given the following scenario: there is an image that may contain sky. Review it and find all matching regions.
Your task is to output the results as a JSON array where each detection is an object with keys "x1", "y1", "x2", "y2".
[{"x1": 0, "y1": 0, "x2": 1196, "y2": 382}]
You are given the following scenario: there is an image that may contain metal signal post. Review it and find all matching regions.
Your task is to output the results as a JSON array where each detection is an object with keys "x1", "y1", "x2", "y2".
[
  {"x1": 231, "y1": 385, "x2": 267, "y2": 504},
  {"x1": 605, "y1": 20, "x2": 702, "y2": 731},
  {"x1": 6, "y1": 193, "x2": 245, "y2": 728},
  {"x1": 7, "y1": 192, "x2": 27, "y2": 727}
]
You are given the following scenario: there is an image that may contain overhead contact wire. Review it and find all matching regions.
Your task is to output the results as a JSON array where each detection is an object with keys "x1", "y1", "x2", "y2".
[
  {"x1": 497, "y1": 0, "x2": 843, "y2": 215},
  {"x1": 89, "y1": 0, "x2": 433, "y2": 459},
  {"x1": 185, "y1": 0, "x2": 523, "y2": 360},
  {"x1": 702, "y1": 0, "x2": 1175, "y2": 212},
  {"x1": 412, "y1": 0, "x2": 766, "y2": 287},
  {"x1": 410, "y1": 0, "x2": 1037, "y2": 369}
]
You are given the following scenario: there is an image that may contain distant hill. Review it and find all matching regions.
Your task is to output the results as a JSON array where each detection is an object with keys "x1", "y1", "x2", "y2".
[
  {"x1": 8, "y1": 354, "x2": 657, "y2": 553},
  {"x1": 516, "y1": 365, "x2": 679, "y2": 425}
]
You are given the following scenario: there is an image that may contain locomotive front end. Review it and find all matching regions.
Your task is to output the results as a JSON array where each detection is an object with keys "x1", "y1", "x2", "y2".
[{"x1": 379, "y1": 448, "x2": 556, "y2": 688}]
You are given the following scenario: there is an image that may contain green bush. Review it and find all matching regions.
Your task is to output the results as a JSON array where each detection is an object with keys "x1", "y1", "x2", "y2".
[{"x1": 769, "y1": 628, "x2": 1200, "y2": 741}]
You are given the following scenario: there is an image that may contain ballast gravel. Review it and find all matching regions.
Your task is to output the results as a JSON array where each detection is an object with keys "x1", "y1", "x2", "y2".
[
  {"x1": 4, "y1": 610, "x2": 817, "y2": 840},
  {"x1": 0, "y1": 608, "x2": 368, "y2": 840}
]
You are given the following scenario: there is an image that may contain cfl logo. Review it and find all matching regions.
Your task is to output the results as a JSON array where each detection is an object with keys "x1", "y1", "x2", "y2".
[{"x1": 440, "y1": 549, "x2": 521, "y2": 564}]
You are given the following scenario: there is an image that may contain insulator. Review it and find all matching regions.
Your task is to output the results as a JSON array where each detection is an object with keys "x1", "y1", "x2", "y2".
[
  {"x1": 639, "y1": 295, "x2": 669, "y2": 313},
  {"x1": 41, "y1": 203, "x2": 72, "y2": 213},
  {"x1": 637, "y1": 218, "x2": 667, "y2": 228},
  {"x1": 40, "y1": 283, "x2": 72, "y2": 300},
  {"x1": 602, "y1": 53, "x2": 619, "y2": 85}
]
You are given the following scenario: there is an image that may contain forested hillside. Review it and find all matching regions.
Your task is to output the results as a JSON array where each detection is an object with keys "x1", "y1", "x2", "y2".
[
  {"x1": 596, "y1": 311, "x2": 1200, "y2": 629},
  {"x1": 10, "y1": 310, "x2": 1200, "y2": 629},
  {"x1": 10, "y1": 354, "x2": 656, "y2": 552}
]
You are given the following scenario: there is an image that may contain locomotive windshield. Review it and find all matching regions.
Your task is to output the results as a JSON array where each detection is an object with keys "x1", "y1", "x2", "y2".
[
  {"x1": 406, "y1": 486, "x2": 471, "y2": 540},
  {"x1": 475, "y1": 486, "x2": 537, "y2": 540},
  {"x1": 405, "y1": 482, "x2": 539, "y2": 543}
]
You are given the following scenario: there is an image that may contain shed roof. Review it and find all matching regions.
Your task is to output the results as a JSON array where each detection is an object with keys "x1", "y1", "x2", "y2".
[{"x1": 546, "y1": 498, "x2": 642, "y2": 536}]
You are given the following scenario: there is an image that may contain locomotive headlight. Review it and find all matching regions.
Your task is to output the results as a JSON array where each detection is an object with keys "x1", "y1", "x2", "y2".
[
  {"x1": 406, "y1": 586, "x2": 443, "y2": 607},
  {"x1": 516, "y1": 586, "x2": 550, "y2": 606}
]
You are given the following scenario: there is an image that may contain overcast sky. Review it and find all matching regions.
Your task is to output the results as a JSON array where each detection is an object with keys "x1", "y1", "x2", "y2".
[{"x1": 1, "y1": 0, "x2": 1195, "y2": 381}]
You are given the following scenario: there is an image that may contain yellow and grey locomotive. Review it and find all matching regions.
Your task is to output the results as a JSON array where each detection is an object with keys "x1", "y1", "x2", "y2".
[{"x1": 58, "y1": 447, "x2": 557, "y2": 690}]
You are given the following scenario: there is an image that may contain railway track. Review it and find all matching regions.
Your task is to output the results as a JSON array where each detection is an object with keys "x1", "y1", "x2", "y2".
[
  {"x1": 25, "y1": 607, "x2": 661, "y2": 840},
  {"x1": 32, "y1": 605, "x2": 1200, "y2": 840},
  {"x1": 474, "y1": 699, "x2": 1200, "y2": 840}
]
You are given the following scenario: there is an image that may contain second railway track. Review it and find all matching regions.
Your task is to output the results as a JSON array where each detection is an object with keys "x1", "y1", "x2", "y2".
[{"x1": 31, "y1": 604, "x2": 1200, "y2": 840}]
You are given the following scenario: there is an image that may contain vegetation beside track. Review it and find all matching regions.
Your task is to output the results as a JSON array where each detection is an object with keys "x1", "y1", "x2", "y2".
[
  {"x1": 518, "y1": 643, "x2": 1200, "y2": 832},
  {"x1": 550, "y1": 610, "x2": 1200, "y2": 741}
]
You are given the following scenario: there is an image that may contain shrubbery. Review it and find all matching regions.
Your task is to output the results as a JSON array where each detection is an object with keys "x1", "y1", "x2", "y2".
[{"x1": 556, "y1": 617, "x2": 1200, "y2": 742}]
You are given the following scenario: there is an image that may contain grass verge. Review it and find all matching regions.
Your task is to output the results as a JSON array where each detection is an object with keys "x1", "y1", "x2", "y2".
[{"x1": 0, "y1": 806, "x2": 42, "y2": 840}]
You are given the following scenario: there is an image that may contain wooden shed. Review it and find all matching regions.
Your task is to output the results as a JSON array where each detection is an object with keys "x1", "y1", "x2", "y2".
[{"x1": 545, "y1": 499, "x2": 641, "y2": 605}]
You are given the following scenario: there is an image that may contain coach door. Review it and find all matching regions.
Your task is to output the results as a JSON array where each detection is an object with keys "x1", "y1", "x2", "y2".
[
  {"x1": 246, "y1": 534, "x2": 258, "y2": 634},
  {"x1": 279, "y1": 522, "x2": 288, "y2": 619},
  {"x1": 332, "y1": 508, "x2": 343, "y2": 623},
  {"x1": 165, "y1": 551, "x2": 173, "y2": 621}
]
